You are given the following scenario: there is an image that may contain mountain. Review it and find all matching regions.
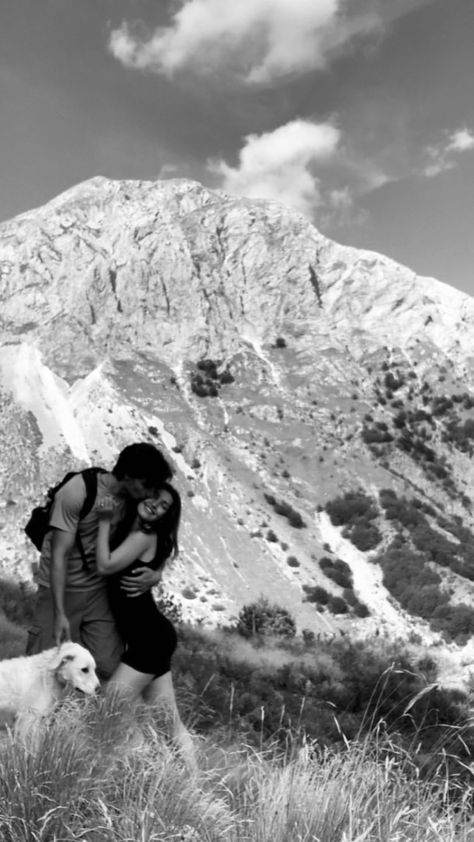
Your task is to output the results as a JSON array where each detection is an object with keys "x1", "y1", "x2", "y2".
[{"x1": 1, "y1": 176, "x2": 474, "y2": 663}]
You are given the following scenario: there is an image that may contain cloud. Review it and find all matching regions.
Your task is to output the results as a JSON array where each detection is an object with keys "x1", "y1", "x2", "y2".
[
  {"x1": 207, "y1": 119, "x2": 341, "y2": 216},
  {"x1": 446, "y1": 128, "x2": 474, "y2": 153},
  {"x1": 422, "y1": 127, "x2": 474, "y2": 178},
  {"x1": 108, "y1": 0, "x2": 431, "y2": 84},
  {"x1": 206, "y1": 118, "x2": 398, "y2": 222}
]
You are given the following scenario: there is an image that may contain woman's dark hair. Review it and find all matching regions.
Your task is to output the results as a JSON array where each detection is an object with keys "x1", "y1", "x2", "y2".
[
  {"x1": 113, "y1": 443, "x2": 172, "y2": 484},
  {"x1": 110, "y1": 482, "x2": 181, "y2": 570},
  {"x1": 150, "y1": 482, "x2": 181, "y2": 568}
]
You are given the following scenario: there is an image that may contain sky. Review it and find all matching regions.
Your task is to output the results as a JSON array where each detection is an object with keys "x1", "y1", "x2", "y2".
[{"x1": 1, "y1": 0, "x2": 474, "y2": 296}]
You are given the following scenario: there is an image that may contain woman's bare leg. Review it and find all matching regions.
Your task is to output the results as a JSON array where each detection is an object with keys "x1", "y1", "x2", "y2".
[
  {"x1": 107, "y1": 662, "x2": 154, "y2": 700},
  {"x1": 144, "y1": 671, "x2": 197, "y2": 770}
]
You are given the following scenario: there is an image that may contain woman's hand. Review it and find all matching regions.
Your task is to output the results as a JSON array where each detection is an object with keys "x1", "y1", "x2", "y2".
[{"x1": 97, "y1": 495, "x2": 117, "y2": 520}]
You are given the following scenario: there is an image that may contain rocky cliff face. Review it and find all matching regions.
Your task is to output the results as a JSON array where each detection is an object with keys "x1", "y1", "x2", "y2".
[{"x1": 1, "y1": 176, "x2": 474, "y2": 644}]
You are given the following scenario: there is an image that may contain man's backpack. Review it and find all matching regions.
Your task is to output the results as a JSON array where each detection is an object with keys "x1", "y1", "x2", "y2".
[{"x1": 25, "y1": 468, "x2": 106, "y2": 558}]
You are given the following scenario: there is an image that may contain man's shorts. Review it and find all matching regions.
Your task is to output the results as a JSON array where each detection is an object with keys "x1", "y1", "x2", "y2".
[{"x1": 26, "y1": 585, "x2": 123, "y2": 682}]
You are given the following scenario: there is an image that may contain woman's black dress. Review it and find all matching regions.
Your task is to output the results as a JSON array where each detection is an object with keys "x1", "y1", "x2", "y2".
[{"x1": 107, "y1": 559, "x2": 177, "y2": 678}]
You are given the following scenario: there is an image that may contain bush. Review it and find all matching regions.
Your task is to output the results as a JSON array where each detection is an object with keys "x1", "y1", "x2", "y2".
[
  {"x1": 237, "y1": 598, "x2": 296, "y2": 638},
  {"x1": 264, "y1": 493, "x2": 276, "y2": 506},
  {"x1": 349, "y1": 520, "x2": 383, "y2": 551},
  {"x1": 265, "y1": 495, "x2": 306, "y2": 528},
  {"x1": 197, "y1": 358, "x2": 221, "y2": 376},
  {"x1": 431, "y1": 603, "x2": 474, "y2": 640},
  {"x1": 343, "y1": 588, "x2": 357, "y2": 606},
  {"x1": 353, "y1": 601, "x2": 370, "y2": 618},
  {"x1": 191, "y1": 380, "x2": 212, "y2": 397},
  {"x1": 431, "y1": 396, "x2": 453, "y2": 417},
  {"x1": 219, "y1": 369, "x2": 235, "y2": 385},
  {"x1": 324, "y1": 567, "x2": 353, "y2": 589},
  {"x1": 191, "y1": 373, "x2": 220, "y2": 397},
  {"x1": 333, "y1": 559, "x2": 351, "y2": 575},
  {"x1": 191, "y1": 358, "x2": 233, "y2": 397},
  {"x1": 172, "y1": 623, "x2": 472, "y2": 769},
  {"x1": 327, "y1": 596, "x2": 348, "y2": 615},
  {"x1": 384, "y1": 371, "x2": 404, "y2": 392},
  {"x1": 0, "y1": 577, "x2": 36, "y2": 628},
  {"x1": 393, "y1": 411, "x2": 407, "y2": 429},
  {"x1": 375, "y1": 540, "x2": 474, "y2": 640},
  {"x1": 326, "y1": 491, "x2": 382, "y2": 552},
  {"x1": 361, "y1": 426, "x2": 394, "y2": 445},
  {"x1": 301, "y1": 628, "x2": 315, "y2": 644},
  {"x1": 156, "y1": 592, "x2": 184, "y2": 625},
  {"x1": 326, "y1": 491, "x2": 378, "y2": 527},
  {"x1": 303, "y1": 585, "x2": 330, "y2": 605}
]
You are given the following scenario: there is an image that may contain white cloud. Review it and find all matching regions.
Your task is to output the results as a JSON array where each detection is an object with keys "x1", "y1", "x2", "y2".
[
  {"x1": 422, "y1": 157, "x2": 455, "y2": 179},
  {"x1": 422, "y1": 127, "x2": 474, "y2": 178},
  {"x1": 206, "y1": 118, "x2": 399, "y2": 222},
  {"x1": 446, "y1": 128, "x2": 474, "y2": 153},
  {"x1": 207, "y1": 119, "x2": 341, "y2": 216},
  {"x1": 108, "y1": 0, "x2": 429, "y2": 84}
]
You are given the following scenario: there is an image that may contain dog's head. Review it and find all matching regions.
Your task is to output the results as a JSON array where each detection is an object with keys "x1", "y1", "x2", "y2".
[{"x1": 50, "y1": 642, "x2": 100, "y2": 695}]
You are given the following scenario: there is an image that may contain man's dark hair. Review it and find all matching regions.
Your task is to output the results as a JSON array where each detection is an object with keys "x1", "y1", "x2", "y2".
[{"x1": 113, "y1": 443, "x2": 172, "y2": 484}]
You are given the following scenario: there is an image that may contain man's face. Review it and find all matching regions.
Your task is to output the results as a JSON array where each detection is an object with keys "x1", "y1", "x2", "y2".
[{"x1": 121, "y1": 476, "x2": 156, "y2": 501}]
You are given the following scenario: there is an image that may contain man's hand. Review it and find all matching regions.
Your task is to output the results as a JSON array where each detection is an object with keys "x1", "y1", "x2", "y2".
[
  {"x1": 54, "y1": 612, "x2": 71, "y2": 646},
  {"x1": 120, "y1": 567, "x2": 162, "y2": 598}
]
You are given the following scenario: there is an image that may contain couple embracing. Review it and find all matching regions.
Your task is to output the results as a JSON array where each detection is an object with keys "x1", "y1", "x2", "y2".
[{"x1": 27, "y1": 443, "x2": 191, "y2": 753}]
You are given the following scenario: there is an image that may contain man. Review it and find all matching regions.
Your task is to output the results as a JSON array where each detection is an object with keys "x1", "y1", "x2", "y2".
[{"x1": 26, "y1": 442, "x2": 172, "y2": 681}]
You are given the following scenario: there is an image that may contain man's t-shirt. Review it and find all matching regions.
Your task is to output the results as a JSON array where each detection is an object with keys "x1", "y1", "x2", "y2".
[{"x1": 37, "y1": 472, "x2": 129, "y2": 592}]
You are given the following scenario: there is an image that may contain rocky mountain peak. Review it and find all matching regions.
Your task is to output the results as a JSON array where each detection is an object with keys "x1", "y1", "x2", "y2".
[
  {"x1": 2, "y1": 175, "x2": 473, "y2": 377},
  {"x1": 1, "y1": 176, "x2": 474, "y2": 653}
]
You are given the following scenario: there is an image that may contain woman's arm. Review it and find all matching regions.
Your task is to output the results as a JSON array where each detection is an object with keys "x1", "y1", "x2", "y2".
[{"x1": 96, "y1": 512, "x2": 154, "y2": 576}]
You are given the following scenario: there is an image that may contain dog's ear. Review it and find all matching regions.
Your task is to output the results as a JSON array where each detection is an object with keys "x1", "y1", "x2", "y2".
[
  {"x1": 53, "y1": 654, "x2": 75, "y2": 687},
  {"x1": 49, "y1": 646, "x2": 75, "y2": 673}
]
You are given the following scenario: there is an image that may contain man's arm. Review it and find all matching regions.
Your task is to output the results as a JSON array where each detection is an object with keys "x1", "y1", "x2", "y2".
[
  {"x1": 120, "y1": 566, "x2": 163, "y2": 597},
  {"x1": 50, "y1": 528, "x2": 76, "y2": 645},
  {"x1": 48, "y1": 473, "x2": 89, "y2": 643}
]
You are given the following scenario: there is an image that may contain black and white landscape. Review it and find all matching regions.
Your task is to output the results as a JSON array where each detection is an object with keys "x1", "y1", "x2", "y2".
[{"x1": 1, "y1": 176, "x2": 474, "y2": 692}]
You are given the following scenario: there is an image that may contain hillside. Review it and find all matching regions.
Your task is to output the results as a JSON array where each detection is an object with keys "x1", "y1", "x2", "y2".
[{"x1": 1, "y1": 175, "x2": 474, "y2": 652}]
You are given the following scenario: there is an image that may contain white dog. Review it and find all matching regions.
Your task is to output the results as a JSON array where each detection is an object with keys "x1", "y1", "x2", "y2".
[{"x1": 0, "y1": 642, "x2": 99, "y2": 739}]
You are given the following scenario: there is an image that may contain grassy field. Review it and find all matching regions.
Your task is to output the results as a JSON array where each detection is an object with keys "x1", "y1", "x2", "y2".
[
  {"x1": 0, "y1": 693, "x2": 473, "y2": 841},
  {"x1": 1, "y1": 578, "x2": 474, "y2": 840}
]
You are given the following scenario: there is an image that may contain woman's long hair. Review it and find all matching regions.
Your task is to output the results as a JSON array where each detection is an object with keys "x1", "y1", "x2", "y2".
[
  {"x1": 150, "y1": 482, "x2": 181, "y2": 569},
  {"x1": 110, "y1": 483, "x2": 181, "y2": 571}
]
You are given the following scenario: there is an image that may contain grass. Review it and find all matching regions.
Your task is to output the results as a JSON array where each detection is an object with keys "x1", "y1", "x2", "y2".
[
  {"x1": 1, "y1": 577, "x2": 474, "y2": 839},
  {"x1": 0, "y1": 693, "x2": 473, "y2": 841}
]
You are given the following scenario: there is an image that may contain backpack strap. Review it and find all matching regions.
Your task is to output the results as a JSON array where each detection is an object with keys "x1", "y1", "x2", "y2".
[
  {"x1": 75, "y1": 467, "x2": 106, "y2": 570},
  {"x1": 79, "y1": 467, "x2": 106, "y2": 519}
]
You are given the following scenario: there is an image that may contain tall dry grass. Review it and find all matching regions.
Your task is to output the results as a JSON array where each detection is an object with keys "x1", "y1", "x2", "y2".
[{"x1": 0, "y1": 692, "x2": 473, "y2": 842}]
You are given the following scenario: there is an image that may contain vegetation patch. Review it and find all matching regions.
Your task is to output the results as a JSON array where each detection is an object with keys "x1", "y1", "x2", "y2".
[
  {"x1": 315, "y1": 557, "x2": 370, "y2": 617},
  {"x1": 263, "y1": 492, "x2": 306, "y2": 528},
  {"x1": 236, "y1": 597, "x2": 296, "y2": 639},
  {"x1": 361, "y1": 361, "x2": 474, "y2": 500},
  {"x1": 379, "y1": 489, "x2": 474, "y2": 579},
  {"x1": 190, "y1": 358, "x2": 235, "y2": 398},
  {"x1": 325, "y1": 491, "x2": 382, "y2": 551},
  {"x1": 302, "y1": 584, "x2": 330, "y2": 605},
  {"x1": 377, "y1": 538, "x2": 474, "y2": 642}
]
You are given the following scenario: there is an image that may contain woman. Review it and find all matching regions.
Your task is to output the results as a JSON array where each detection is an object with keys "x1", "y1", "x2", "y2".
[{"x1": 96, "y1": 483, "x2": 195, "y2": 766}]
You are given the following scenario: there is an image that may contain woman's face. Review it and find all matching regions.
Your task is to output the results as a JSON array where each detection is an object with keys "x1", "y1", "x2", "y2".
[{"x1": 137, "y1": 489, "x2": 174, "y2": 523}]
